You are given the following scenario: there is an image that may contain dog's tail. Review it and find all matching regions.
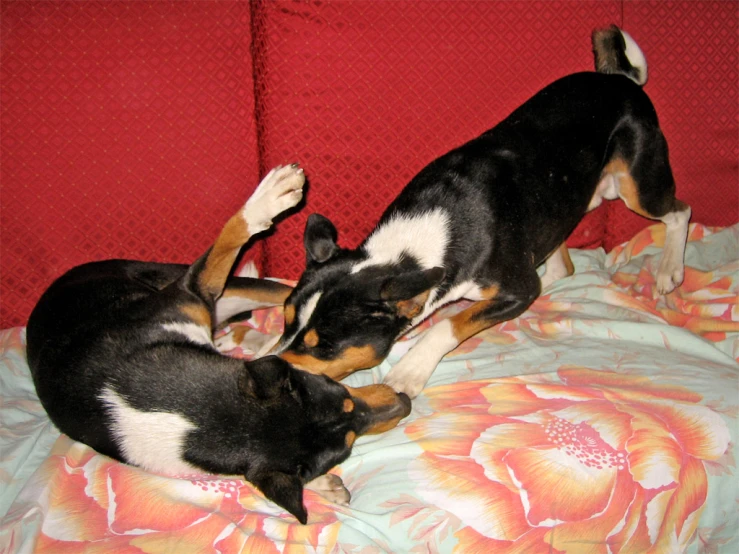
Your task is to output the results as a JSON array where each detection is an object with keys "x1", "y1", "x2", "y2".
[{"x1": 592, "y1": 25, "x2": 647, "y2": 86}]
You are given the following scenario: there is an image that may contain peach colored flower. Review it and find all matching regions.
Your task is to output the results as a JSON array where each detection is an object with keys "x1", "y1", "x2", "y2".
[
  {"x1": 34, "y1": 436, "x2": 343, "y2": 552},
  {"x1": 405, "y1": 367, "x2": 730, "y2": 553},
  {"x1": 610, "y1": 263, "x2": 739, "y2": 342},
  {"x1": 610, "y1": 223, "x2": 709, "y2": 263}
]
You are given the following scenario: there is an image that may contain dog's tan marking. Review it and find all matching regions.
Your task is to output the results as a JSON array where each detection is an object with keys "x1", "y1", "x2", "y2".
[
  {"x1": 230, "y1": 326, "x2": 248, "y2": 347},
  {"x1": 343, "y1": 398, "x2": 354, "y2": 413},
  {"x1": 556, "y1": 243, "x2": 575, "y2": 276},
  {"x1": 304, "y1": 329, "x2": 319, "y2": 348},
  {"x1": 180, "y1": 303, "x2": 212, "y2": 329},
  {"x1": 603, "y1": 158, "x2": 652, "y2": 218},
  {"x1": 345, "y1": 431, "x2": 356, "y2": 447},
  {"x1": 450, "y1": 303, "x2": 497, "y2": 343},
  {"x1": 396, "y1": 289, "x2": 433, "y2": 319},
  {"x1": 344, "y1": 384, "x2": 408, "y2": 434},
  {"x1": 280, "y1": 345, "x2": 380, "y2": 381},
  {"x1": 344, "y1": 384, "x2": 399, "y2": 409},
  {"x1": 221, "y1": 286, "x2": 292, "y2": 305},
  {"x1": 448, "y1": 285, "x2": 501, "y2": 343},
  {"x1": 199, "y1": 214, "x2": 252, "y2": 300},
  {"x1": 284, "y1": 304, "x2": 296, "y2": 326}
]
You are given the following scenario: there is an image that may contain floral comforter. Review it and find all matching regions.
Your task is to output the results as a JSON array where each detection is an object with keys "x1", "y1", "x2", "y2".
[{"x1": 1, "y1": 223, "x2": 737, "y2": 553}]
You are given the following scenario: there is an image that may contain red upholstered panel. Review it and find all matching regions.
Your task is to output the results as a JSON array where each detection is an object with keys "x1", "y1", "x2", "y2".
[
  {"x1": 605, "y1": 1, "x2": 738, "y2": 249},
  {"x1": 253, "y1": 0, "x2": 622, "y2": 280},
  {"x1": 0, "y1": 1, "x2": 260, "y2": 328}
]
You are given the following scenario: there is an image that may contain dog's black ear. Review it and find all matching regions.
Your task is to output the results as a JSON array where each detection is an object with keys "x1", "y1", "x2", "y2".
[
  {"x1": 253, "y1": 470, "x2": 308, "y2": 524},
  {"x1": 239, "y1": 356, "x2": 291, "y2": 400},
  {"x1": 380, "y1": 267, "x2": 445, "y2": 319},
  {"x1": 304, "y1": 214, "x2": 338, "y2": 265}
]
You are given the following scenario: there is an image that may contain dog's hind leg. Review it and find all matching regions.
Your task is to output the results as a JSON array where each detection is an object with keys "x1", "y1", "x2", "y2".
[
  {"x1": 604, "y1": 126, "x2": 691, "y2": 294},
  {"x1": 187, "y1": 165, "x2": 304, "y2": 305},
  {"x1": 384, "y1": 269, "x2": 540, "y2": 398},
  {"x1": 216, "y1": 277, "x2": 293, "y2": 324},
  {"x1": 214, "y1": 278, "x2": 294, "y2": 355},
  {"x1": 654, "y1": 200, "x2": 691, "y2": 294},
  {"x1": 540, "y1": 243, "x2": 575, "y2": 290}
]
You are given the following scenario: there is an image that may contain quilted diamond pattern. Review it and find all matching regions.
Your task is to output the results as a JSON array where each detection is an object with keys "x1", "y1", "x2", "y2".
[
  {"x1": 2, "y1": 1, "x2": 736, "y2": 329},
  {"x1": 253, "y1": 0, "x2": 622, "y2": 279},
  {"x1": 607, "y1": 1, "x2": 738, "y2": 249},
  {"x1": 1, "y1": 1, "x2": 260, "y2": 327}
]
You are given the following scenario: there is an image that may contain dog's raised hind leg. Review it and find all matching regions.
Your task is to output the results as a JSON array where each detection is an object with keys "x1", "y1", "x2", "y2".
[{"x1": 190, "y1": 164, "x2": 304, "y2": 305}]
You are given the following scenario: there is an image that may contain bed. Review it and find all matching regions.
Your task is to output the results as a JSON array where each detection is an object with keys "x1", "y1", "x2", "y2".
[{"x1": 2, "y1": 222, "x2": 736, "y2": 553}]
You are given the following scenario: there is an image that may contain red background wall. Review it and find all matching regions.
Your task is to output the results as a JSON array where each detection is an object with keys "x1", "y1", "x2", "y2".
[
  {"x1": 1, "y1": 1, "x2": 736, "y2": 328},
  {"x1": 1, "y1": 1, "x2": 261, "y2": 327}
]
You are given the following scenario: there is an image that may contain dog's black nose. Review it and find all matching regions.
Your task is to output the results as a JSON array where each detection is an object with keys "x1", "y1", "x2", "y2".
[{"x1": 397, "y1": 392, "x2": 412, "y2": 417}]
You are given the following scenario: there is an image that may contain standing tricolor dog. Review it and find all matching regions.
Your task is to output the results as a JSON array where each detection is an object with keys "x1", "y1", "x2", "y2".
[
  {"x1": 276, "y1": 26, "x2": 691, "y2": 398},
  {"x1": 26, "y1": 164, "x2": 411, "y2": 524}
]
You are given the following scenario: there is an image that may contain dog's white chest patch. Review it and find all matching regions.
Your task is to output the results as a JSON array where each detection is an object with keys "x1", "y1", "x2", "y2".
[
  {"x1": 352, "y1": 209, "x2": 451, "y2": 273},
  {"x1": 100, "y1": 388, "x2": 201, "y2": 476}
]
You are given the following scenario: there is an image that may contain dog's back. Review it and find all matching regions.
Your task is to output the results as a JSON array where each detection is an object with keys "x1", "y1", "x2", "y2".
[
  {"x1": 27, "y1": 260, "x2": 222, "y2": 463},
  {"x1": 382, "y1": 72, "x2": 658, "y2": 278}
]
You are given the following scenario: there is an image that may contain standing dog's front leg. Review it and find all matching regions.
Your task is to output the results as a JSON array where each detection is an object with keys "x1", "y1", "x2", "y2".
[{"x1": 384, "y1": 274, "x2": 540, "y2": 398}]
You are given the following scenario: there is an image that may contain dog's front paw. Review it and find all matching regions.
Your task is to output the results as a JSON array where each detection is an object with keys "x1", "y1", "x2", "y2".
[
  {"x1": 305, "y1": 473, "x2": 350, "y2": 505},
  {"x1": 243, "y1": 164, "x2": 305, "y2": 234},
  {"x1": 383, "y1": 365, "x2": 426, "y2": 399},
  {"x1": 383, "y1": 344, "x2": 444, "y2": 399}
]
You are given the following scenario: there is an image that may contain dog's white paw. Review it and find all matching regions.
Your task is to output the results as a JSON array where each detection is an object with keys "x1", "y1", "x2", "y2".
[
  {"x1": 656, "y1": 263, "x2": 684, "y2": 295},
  {"x1": 243, "y1": 164, "x2": 305, "y2": 234},
  {"x1": 383, "y1": 361, "x2": 428, "y2": 400},
  {"x1": 656, "y1": 252, "x2": 685, "y2": 295},
  {"x1": 383, "y1": 323, "x2": 457, "y2": 398},
  {"x1": 305, "y1": 473, "x2": 350, "y2": 505}
]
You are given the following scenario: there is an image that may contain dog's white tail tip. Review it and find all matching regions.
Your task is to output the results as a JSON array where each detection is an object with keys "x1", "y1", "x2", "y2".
[{"x1": 620, "y1": 29, "x2": 648, "y2": 85}]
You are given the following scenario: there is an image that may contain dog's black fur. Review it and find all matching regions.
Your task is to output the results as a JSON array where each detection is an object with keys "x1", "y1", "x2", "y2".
[
  {"x1": 275, "y1": 27, "x2": 691, "y2": 398},
  {"x1": 26, "y1": 165, "x2": 411, "y2": 524}
]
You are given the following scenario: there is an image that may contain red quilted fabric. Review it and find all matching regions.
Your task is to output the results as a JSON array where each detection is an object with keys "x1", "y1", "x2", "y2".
[
  {"x1": 607, "y1": 1, "x2": 738, "y2": 249},
  {"x1": 1, "y1": 1, "x2": 260, "y2": 328},
  {"x1": 253, "y1": 0, "x2": 622, "y2": 279},
  {"x1": 2, "y1": 1, "x2": 736, "y2": 328}
]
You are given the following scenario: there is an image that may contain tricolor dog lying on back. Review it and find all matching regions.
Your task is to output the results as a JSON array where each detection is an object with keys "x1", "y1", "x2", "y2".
[
  {"x1": 275, "y1": 26, "x2": 691, "y2": 398},
  {"x1": 26, "y1": 164, "x2": 411, "y2": 524}
]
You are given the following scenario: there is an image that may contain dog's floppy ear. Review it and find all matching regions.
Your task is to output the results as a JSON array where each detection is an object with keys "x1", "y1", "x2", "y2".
[
  {"x1": 304, "y1": 213, "x2": 338, "y2": 264},
  {"x1": 253, "y1": 470, "x2": 308, "y2": 524},
  {"x1": 239, "y1": 356, "x2": 292, "y2": 400},
  {"x1": 380, "y1": 267, "x2": 445, "y2": 319}
]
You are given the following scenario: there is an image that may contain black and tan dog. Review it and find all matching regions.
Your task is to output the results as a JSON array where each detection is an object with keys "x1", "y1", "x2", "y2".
[
  {"x1": 274, "y1": 26, "x2": 691, "y2": 398},
  {"x1": 26, "y1": 164, "x2": 411, "y2": 524}
]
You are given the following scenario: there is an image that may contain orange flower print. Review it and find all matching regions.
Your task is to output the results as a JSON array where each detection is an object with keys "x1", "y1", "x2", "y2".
[
  {"x1": 32, "y1": 436, "x2": 343, "y2": 552},
  {"x1": 404, "y1": 367, "x2": 731, "y2": 553}
]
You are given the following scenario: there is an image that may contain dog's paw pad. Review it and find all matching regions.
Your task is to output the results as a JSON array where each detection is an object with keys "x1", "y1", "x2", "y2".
[
  {"x1": 243, "y1": 164, "x2": 305, "y2": 234},
  {"x1": 306, "y1": 473, "x2": 350, "y2": 505}
]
